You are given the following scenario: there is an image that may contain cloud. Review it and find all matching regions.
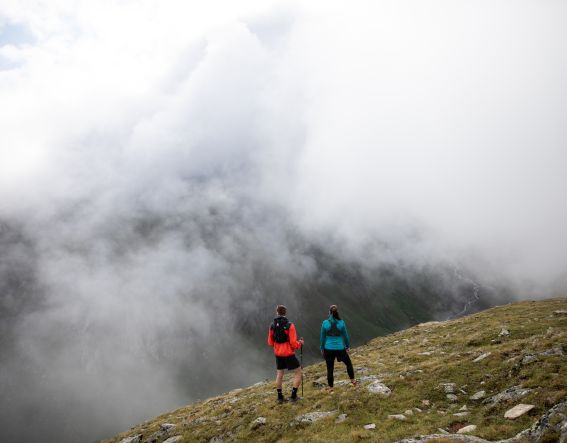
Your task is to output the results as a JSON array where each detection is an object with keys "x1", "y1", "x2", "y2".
[{"x1": 1, "y1": 1, "x2": 566, "y2": 442}]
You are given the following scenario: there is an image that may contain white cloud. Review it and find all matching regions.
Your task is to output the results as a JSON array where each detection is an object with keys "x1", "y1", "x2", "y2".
[{"x1": 1, "y1": 1, "x2": 567, "y2": 442}]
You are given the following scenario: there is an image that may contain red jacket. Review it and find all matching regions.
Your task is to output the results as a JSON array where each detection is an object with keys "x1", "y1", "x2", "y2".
[{"x1": 268, "y1": 321, "x2": 302, "y2": 357}]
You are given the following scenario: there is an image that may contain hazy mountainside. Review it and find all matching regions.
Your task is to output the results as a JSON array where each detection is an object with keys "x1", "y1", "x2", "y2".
[
  {"x1": 106, "y1": 298, "x2": 567, "y2": 443},
  {"x1": 0, "y1": 213, "x2": 510, "y2": 443}
]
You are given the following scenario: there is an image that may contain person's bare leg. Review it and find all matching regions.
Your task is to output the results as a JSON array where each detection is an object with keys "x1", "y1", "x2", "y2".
[
  {"x1": 292, "y1": 367, "x2": 302, "y2": 389},
  {"x1": 276, "y1": 370, "x2": 285, "y2": 390}
]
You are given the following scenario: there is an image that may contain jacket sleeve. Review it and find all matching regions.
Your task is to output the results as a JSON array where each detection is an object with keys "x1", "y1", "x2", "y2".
[
  {"x1": 342, "y1": 321, "x2": 351, "y2": 349},
  {"x1": 268, "y1": 327, "x2": 274, "y2": 347},
  {"x1": 288, "y1": 323, "x2": 302, "y2": 349},
  {"x1": 320, "y1": 321, "x2": 327, "y2": 350}
]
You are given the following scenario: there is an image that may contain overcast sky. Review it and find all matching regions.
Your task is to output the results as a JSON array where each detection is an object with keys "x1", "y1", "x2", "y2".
[{"x1": 1, "y1": 1, "x2": 567, "y2": 442}]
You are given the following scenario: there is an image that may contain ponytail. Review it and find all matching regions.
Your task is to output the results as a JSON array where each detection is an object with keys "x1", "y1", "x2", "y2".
[{"x1": 329, "y1": 304, "x2": 341, "y2": 320}]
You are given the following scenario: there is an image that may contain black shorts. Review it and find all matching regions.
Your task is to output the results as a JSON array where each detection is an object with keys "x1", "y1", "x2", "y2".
[{"x1": 275, "y1": 355, "x2": 300, "y2": 371}]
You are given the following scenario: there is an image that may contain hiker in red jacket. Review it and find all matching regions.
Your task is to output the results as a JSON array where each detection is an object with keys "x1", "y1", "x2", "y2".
[{"x1": 268, "y1": 305, "x2": 304, "y2": 403}]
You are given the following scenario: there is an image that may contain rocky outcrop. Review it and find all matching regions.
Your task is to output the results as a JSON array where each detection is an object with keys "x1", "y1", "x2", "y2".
[
  {"x1": 395, "y1": 398, "x2": 567, "y2": 443},
  {"x1": 482, "y1": 386, "x2": 532, "y2": 406}
]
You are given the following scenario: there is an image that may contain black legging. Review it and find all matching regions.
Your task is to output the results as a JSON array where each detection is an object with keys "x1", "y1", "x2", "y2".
[{"x1": 324, "y1": 349, "x2": 354, "y2": 387}]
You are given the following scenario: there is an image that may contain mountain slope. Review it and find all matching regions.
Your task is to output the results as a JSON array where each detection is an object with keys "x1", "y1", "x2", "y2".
[{"x1": 103, "y1": 298, "x2": 567, "y2": 443}]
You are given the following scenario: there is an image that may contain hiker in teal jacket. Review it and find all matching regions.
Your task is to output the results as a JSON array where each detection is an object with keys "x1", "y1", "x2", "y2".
[{"x1": 320, "y1": 305, "x2": 357, "y2": 390}]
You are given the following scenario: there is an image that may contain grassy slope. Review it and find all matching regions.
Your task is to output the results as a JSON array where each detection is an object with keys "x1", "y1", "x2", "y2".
[{"x1": 104, "y1": 298, "x2": 567, "y2": 443}]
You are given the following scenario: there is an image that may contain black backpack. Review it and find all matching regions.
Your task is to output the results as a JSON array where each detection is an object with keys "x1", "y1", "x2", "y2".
[
  {"x1": 327, "y1": 318, "x2": 341, "y2": 337},
  {"x1": 271, "y1": 317, "x2": 290, "y2": 343}
]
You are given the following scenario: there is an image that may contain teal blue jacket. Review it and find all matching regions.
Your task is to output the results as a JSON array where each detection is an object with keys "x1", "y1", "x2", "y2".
[{"x1": 320, "y1": 316, "x2": 350, "y2": 350}]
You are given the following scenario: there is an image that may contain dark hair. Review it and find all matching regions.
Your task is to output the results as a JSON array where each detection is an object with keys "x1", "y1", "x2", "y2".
[
  {"x1": 276, "y1": 305, "x2": 287, "y2": 316},
  {"x1": 329, "y1": 304, "x2": 341, "y2": 320}
]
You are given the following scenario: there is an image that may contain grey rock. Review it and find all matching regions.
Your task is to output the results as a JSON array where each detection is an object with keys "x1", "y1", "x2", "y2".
[
  {"x1": 388, "y1": 414, "x2": 407, "y2": 421},
  {"x1": 438, "y1": 428, "x2": 450, "y2": 434},
  {"x1": 404, "y1": 409, "x2": 414, "y2": 416},
  {"x1": 367, "y1": 381, "x2": 392, "y2": 396},
  {"x1": 540, "y1": 346, "x2": 564, "y2": 357},
  {"x1": 295, "y1": 411, "x2": 337, "y2": 424},
  {"x1": 209, "y1": 433, "x2": 234, "y2": 443},
  {"x1": 312, "y1": 376, "x2": 327, "y2": 388},
  {"x1": 335, "y1": 413, "x2": 347, "y2": 423},
  {"x1": 394, "y1": 398, "x2": 567, "y2": 442},
  {"x1": 473, "y1": 352, "x2": 491, "y2": 362},
  {"x1": 504, "y1": 404, "x2": 535, "y2": 419},
  {"x1": 521, "y1": 355, "x2": 537, "y2": 365},
  {"x1": 483, "y1": 385, "x2": 532, "y2": 406},
  {"x1": 553, "y1": 310, "x2": 567, "y2": 316},
  {"x1": 163, "y1": 437, "x2": 182, "y2": 443},
  {"x1": 457, "y1": 425, "x2": 477, "y2": 434},
  {"x1": 499, "y1": 327, "x2": 510, "y2": 337},
  {"x1": 119, "y1": 436, "x2": 142, "y2": 443},
  {"x1": 363, "y1": 423, "x2": 376, "y2": 430},
  {"x1": 358, "y1": 375, "x2": 380, "y2": 384},
  {"x1": 470, "y1": 390, "x2": 486, "y2": 400},
  {"x1": 453, "y1": 411, "x2": 470, "y2": 417},
  {"x1": 447, "y1": 394, "x2": 458, "y2": 402},
  {"x1": 160, "y1": 424, "x2": 176, "y2": 432},
  {"x1": 513, "y1": 397, "x2": 567, "y2": 442},
  {"x1": 439, "y1": 383, "x2": 457, "y2": 393},
  {"x1": 250, "y1": 416, "x2": 266, "y2": 430}
]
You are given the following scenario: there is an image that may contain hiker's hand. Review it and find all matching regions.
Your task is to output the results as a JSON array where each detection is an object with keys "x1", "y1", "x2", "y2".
[
  {"x1": 346, "y1": 348, "x2": 350, "y2": 354},
  {"x1": 298, "y1": 338, "x2": 304, "y2": 346}
]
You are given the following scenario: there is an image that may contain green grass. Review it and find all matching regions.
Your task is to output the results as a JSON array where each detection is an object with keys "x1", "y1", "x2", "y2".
[{"x1": 103, "y1": 298, "x2": 567, "y2": 443}]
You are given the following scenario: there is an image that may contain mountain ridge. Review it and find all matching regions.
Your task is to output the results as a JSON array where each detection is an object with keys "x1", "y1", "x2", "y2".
[{"x1": 103, "y1": 298, "x2": 567, "y2": 443}]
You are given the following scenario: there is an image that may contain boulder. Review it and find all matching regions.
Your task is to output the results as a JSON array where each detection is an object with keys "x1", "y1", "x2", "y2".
[
  {"x1": 163, "y1": 437, "x2": 182, "y2": 443},
  {"x1": 119, "y1": 436, "x2": 142, "y2": 443},
  {"x1": 209, "y1": 432, "x2": 234, "y2": 442},
  {"x1": 335, "y1": 413, "x2": 347, "y2": 423},
  {"x1": 367, "y1": 381, "x2": 392, "y2": 396},
  {"x1": 483, "y1": 385, "x2": 532, "y2": 406},
  {"x1": 473, "y1": 352, "x2": 491, "y2": 362},
  {"x1": 540, "y1": 347, "x2": 564, "y2": 357},
  {"x1": 553, "y1": 310, "x2": 567, "y2": 316},
  {"x1": 439, "y1": 383, "x2": 457, "y2": 394},
  {"x1": 470, "y1": 390, "x2": 485, "y2": 400},
  {"x1": 499, "y1": 327, "x2": 510, "y2": 337},
  {"x1": 250, "y1": 417, "x2": 266, "y2": 430},
  {"x1": 312, "y1": 376, "x2": 327, "y2": 388},
  {"x1": 388, "y1": 414, "x2": 407, "y2": 421},
  {"x1": 504, "y1": 404, "x2": 535, "y2": 419},
  {"x1": 447, "y1": 394, "x2": 458, "y2": 402},
  {"x1": 364, "y1": 423, "x2": 376, "y2": 430},
  {"x1": 295, "y1": 411, "x2": 337, "y2": 424},
  {"x1": 521, "y1": 355, "x2": 537, "y2": 365},
  {"x1": 457, "y1": 425, "x2": 477, "y2": 434},
  {"x1": 358, "y1": 375, "x2": 380, "y2": 384}
]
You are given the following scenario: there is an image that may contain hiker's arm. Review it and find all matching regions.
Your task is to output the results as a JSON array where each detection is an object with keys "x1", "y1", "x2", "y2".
[
  {"x1": 320, "y1": 322, "x2": 326, "y2": 350},
  {"x1": 267, "y1": 328, "x2": 274, "y2": 347},
  {"x1": 342, "y1": 322, "x2": 351, "y2": 349},
  {"x1": 288, "y1": 324, "x2": 300, "y2": 349}
]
